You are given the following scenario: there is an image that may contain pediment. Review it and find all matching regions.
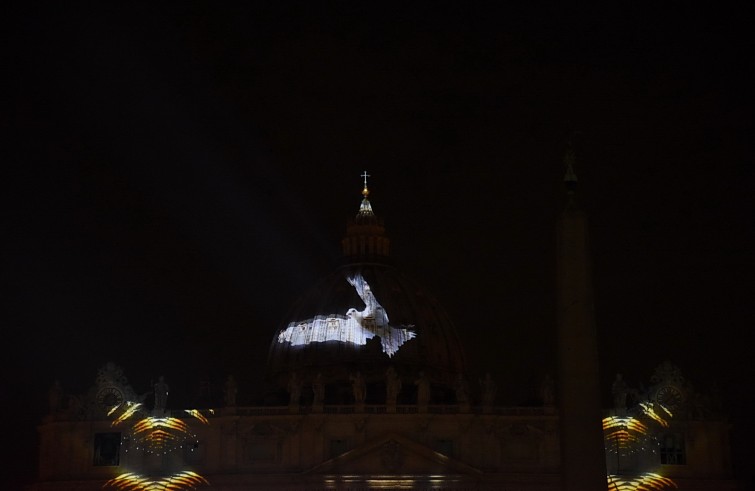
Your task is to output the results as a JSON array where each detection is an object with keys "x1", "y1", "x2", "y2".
[{"x1": 307, "y1": 432, "x2": 482, "y2": 476}]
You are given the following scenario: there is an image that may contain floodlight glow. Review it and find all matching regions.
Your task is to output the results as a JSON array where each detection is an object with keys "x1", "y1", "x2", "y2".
[
  {"x1": 103, "y1": 399, "x2": 211, "y2": 490},
  {"x1": 130, "y1": 417, "x2": 194, "y2": 455},
  {"x1": 607, "y1": 472, "x2": 677, "y2": 490},
  {"x1": 604, "y1": 416, "x2": 653, "y2": 455},
  {"x1": 603, "y1": 384, "x2": 683, "y2": 488},
  {"x1": 184, "y1": 408, "x2": 212, "y2": 425},
  {"x1": 110, "y1": 402, "x2": 143, "y2": 426},
  {"x1": 638, "y1": 402, "x2": 670, "y2": 428},
  {"x1": 277, "y1": 273, "x2": 416, "y2": 356},
  {"x1": 104, "y1": 471, "x2": 209, "y2": 491}
]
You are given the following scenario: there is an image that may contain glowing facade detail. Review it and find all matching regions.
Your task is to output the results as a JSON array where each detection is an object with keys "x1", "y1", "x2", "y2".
[
  {"x1": 607, "y1": 473, "x2": 677, "y2": 490},
  {"x1": 603, "y1": 388, "x2": 681, "y2": 490},
  {"x1": 105, "y1": 471, "x2": 209, "y2": 491},
  {"x1": 104, "y1": 400, "x2": 212, "y2": 491},
  {"x1": 604, "y1": 415, "x2": 652, "y2": 455},
  {"x1": 277, "y1": 273, "x2": 416, "y2": 356}
]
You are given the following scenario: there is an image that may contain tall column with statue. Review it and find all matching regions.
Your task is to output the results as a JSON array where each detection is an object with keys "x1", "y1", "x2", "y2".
[{"x1": 556, "y1": 145, "x2": 608, "y2": 491}]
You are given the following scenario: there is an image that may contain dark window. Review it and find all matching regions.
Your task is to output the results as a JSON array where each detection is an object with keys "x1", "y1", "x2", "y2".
[
  {"x1": 660, "y1": 433, "x2": 686, "y2": 465},
  {"x1": 434, "y1": 438, "x2": 455, "y2": 457},
  {"x1": 183, "y1": 441, "x2": 203, "y2": 464},
  {"x1": 93, "y1": 432, "x2": 121, "y2": 466},
  {"x1": 329, "y1": 439, "x2": 349, "y2": 458}
]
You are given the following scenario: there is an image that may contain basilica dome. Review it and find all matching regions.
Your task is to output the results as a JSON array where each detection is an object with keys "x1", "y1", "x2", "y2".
[{"x1": 264, "y1": 179, "x2": 467, "y2": 405}]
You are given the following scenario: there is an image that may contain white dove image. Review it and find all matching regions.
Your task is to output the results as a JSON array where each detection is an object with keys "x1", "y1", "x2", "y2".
[{"x1": 277, "y1": 273, "x2": 416, "y2": 357}]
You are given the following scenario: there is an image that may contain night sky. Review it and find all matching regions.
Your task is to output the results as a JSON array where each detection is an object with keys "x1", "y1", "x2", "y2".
[{"x1": 6, "y1": 3, "x2": 754, "y2": 488}]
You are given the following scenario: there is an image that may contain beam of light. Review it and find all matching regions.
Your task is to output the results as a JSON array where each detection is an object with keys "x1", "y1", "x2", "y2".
[
  {"x1": 607, "y1": 473, "x2": 677, "y2": 490},
  {"x1": 322, "y1": 475, "x2": 457, "y2": 488},
  {"x1": 184, "y1": 408, "x2": 213, "y2": 425},
  {"x1": 130, "y1": 417, "x2": 194, "y2": 455},
  {"x1": 110, "y1": 402, "x2": 144, "y2": 426},
  {"x1": 604, "y1": 389, "x2": 682, "y2": 489},
  {"x1": 603, "y1": 416, "x2": 654, "y2": 456},
  {"x1": 366, "y1": 476, "x2": 452, "y2": 486},
  {"x1": 658, "y1": 404, "x2": 673, "y2": 419},
  {"x1": 132, "y1": 417, "x2": 190, "y2": 434},
  {"x1": 103, "y1": 401, "x2": 211, "y2": 490},
  {"x1": 108, "y1": 404, "x2": 211, "y2": 456},
  {"x1": 638, "y1": 402, "x2": 670, "y2": 428},
  {"x1": 104, "y1": 471, "x2": 210, "y2": 491}
]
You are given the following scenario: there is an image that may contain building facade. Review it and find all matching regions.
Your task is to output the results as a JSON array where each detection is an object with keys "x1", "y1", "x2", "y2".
[{"x1": 30, "y1": 174, "x2": 739, "y2": 491}]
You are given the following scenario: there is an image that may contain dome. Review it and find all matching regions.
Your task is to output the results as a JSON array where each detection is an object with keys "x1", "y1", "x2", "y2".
[{"x1": 264, "y1": 176, "x2": 467, "y2": 405}]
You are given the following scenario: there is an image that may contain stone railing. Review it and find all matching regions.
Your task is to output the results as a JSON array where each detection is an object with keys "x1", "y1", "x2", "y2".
[{"x1": 225, "y1": 404, "x2": 554, "y2": 417}]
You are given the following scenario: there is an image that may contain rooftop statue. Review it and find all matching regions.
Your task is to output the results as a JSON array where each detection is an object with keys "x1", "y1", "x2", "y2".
[
  {"x1": 224, "y1": 375, "x2": 238, "y2": 407},
  {"x1": 386, "y1": 366, "x2": 402, "y2": 404},
  {"x1": 350, "y1": 371, "x2": 367, "y2": 404}
]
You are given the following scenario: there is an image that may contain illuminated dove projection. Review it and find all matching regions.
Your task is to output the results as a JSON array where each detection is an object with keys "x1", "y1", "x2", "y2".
[{"x1": 277, "y1": 273, "x2": 416, "y2": 356}]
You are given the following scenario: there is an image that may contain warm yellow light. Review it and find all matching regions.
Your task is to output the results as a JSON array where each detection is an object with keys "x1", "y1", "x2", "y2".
[
  {"x1": 603, "y1": 415, "x2": 654, "y2": 455},
  {"x1": 104, "y1": 400, "x2": 210, "y2": 488},
  {"x1": 184, "y1": 409, "x2": 209, "y2": 425},
  {"x1": 111, "y1": 402, "x2": 144, "y2": 426},
  {"x1": 129, "y1": 417, "x2": 195, "y2": 454},
  {"x1": 607, "y1": 472, "x2": 677, "y2": 490},
  {"x1": 639, "y1": 402, "x2": 670, "y2": 428},
  {"x1": 105, "y1": 471, "x2": 209, "y2": 491}
]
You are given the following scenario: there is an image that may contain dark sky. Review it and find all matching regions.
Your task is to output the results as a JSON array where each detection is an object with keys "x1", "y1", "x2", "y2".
[{"x1": 6, "y1": 3, "x2": 754, "y2": 488}]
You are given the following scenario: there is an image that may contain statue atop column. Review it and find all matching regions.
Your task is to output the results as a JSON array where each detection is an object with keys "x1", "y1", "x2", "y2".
[
  {"x1": 224, "y1": 375, "x2": 238, "y2": 407},
  {"x1": 454, "y1": 374, "x2": 470, "y2": 409},
  {"x1": 480, "y1": 372, "x2": 497, "y2": 410},
  {"x1": 540, "y1": 373, "x2": 556, "y2": 406},
  {"x1": 415, "y1": 371, "x2": 431, "y2": 409}
]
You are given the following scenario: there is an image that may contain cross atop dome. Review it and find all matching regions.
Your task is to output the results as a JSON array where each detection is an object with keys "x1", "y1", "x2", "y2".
[
  {"x1": 342, "y1": 171, "x2": 389, "y2": 261},
  {"x1": 361, "y1": 170, "x2": 370, "y2": 198},
  {"x1": 358, "y1": 171, "x2": 374, "y2": 216},
  {"x1": 562, "y1": 144, "x2": 580, "y2": 211},
  {"x1": 563, "y1": 147, "x2": 578, "y2": 194}
]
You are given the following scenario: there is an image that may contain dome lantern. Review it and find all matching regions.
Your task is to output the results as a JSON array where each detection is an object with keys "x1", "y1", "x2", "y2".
[{"x1": 341, "y1": 171, "x2": 390, "y2": 262}]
